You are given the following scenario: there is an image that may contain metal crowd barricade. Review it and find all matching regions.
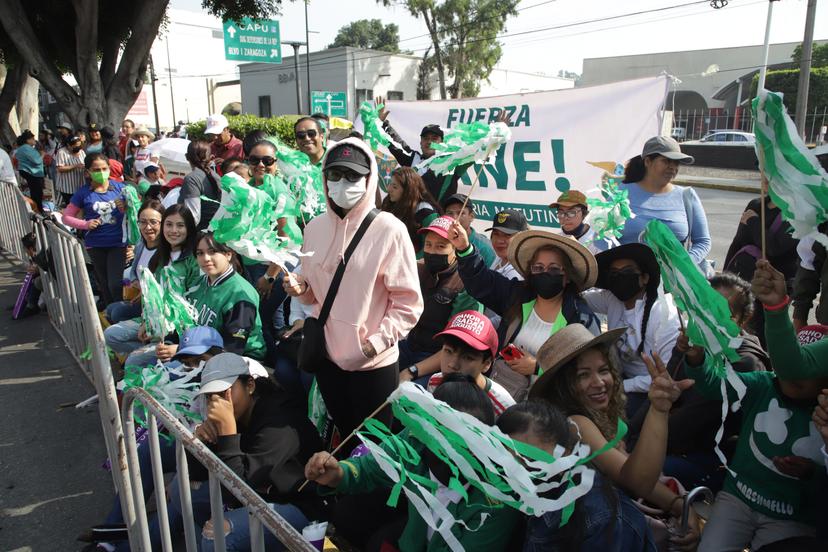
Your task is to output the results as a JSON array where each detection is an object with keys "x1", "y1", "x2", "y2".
[
  {"x1": 122, "y1": 388, "x2": 317, "y2": 552},
  {"x1": 0, "y1": 180, "x2": 33, "y2": 262}
]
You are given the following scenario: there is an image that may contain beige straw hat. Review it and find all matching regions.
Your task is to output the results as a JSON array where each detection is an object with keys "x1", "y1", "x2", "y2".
[
  {"x1": 131, "y1": 125, "x2": 155, "y2": 141},
  {"x1": 528, "y1": 324, "x2": 627, "y2": 400},
  {"x1": 506, "y1": 230, "x2": 598, "y2": 291}
]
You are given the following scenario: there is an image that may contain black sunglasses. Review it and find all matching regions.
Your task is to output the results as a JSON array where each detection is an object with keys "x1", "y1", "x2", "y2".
[
  {"x1": 324, "y1": 167, "x2": 364, "y2": 183},
  {"x1": 247, "y1": 155, "x2": 276, "y2": 167},
  {"x1": 295, "y1": 129, "x2": 318, "y2": 140}
]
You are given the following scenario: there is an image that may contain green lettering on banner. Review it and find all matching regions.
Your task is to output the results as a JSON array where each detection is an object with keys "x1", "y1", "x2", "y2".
[
  {"x1": 515, "y1": 104, "x2": 531, "y2": 127},
  {"x1": 444, "y1": 105, "x2": 531, "y2": 128},
  {"x1": 514, "y1": 141, "x2": 545, "y2": 191},
  {"x1": 551, "y1": 139, "x2": 570, "y2": 192},
  {"x1": 447, "y1": 109, "x2": 460, "y2": 127},
  {"x1": 459, "y1": 144, "x2": 508, "y2": 190},
  {"x1": 475, "y1": 108, "x2": 487, "y2": 122},
  {"x1": 471, "y1": 200, "x2": 560, "y2": 229},
  {"x1": 487, "y1": 107, "x2": 503, "y2": 123}
]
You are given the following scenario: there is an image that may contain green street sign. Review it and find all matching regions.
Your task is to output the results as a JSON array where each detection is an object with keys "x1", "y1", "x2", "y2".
[
  {"x1": 311, "y1": 91, "x2": 347, "y2": 118},
  {"x1": 223, "y1": 18, "x2": 281, "y2": 63}
]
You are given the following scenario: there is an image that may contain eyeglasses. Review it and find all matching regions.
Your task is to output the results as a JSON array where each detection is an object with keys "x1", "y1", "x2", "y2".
[
  {"x1": 325, "y1": 168, "x2": 364, "y2": 183},
  {"x1": 295, "y1": 129, "x2": 318, "y2": 140},
  {"x1": 138, "y1": 219, "x2": 161, "y2": 227},
  {"x1": 556, "y1": 209, "x2": 582, "y2": 220},
  {"x1": 529, "y1": 264, "x2": 564, "y2": 275},
  {"x1": 247, "y1": 155, "x2": 276, "y2": 167}
]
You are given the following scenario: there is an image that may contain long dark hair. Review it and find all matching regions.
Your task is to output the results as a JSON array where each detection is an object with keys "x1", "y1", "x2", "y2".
[
  {"x1": 149, "y1": 204, "x2": 197, "y2": 272},
  {"x1": 710, "y1": 272, "x2": 755, "y2": 326},
  {"x1": 381, "y1": 166, "x2": 441, "y2": 241},
  {"x1": 186, "y1": 139, "x2": 219, "y2": 188},
  {"x1": 195, "y1": 231, "x2": 244, "y2": 274},
  {"x1": 497, "y1": 400, "x2": 574, "y2": 450},
  {"x1": 100, "y1": 126, "x2": 123, "y2": 162},
  {"x1": 622, "y1": 154, "x2": 659, "y2": 184}
]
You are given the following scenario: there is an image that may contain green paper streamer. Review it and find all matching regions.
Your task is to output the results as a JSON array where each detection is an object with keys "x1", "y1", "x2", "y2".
[
  {"x1": 585, "y1": 165, "x2": 633, "y2": 245},
  {"x1": 359, "y1": 101, "x2": 391, "y2": 151},
  {"x1": 122, "y1": 361, "x2": 203, "y2": 431},
  {"x1": 267, "y1": 136, "x2": 326, "y2": 221},
  {"x1": 122, "y1": 186, "x2": 142, "y2": 245},
  {"x1": 209, "y1": 173, "x2": 303, "y2": 267},
  {"x1": 417, "y1": 121, "x2": 512, "y2": 176},
  {"x1": 80, "y1": 347, "x2": 92, "y2": 360},
  {"x1": 752, "y1": 90, "x2": 828, "y2": 248},
  {"x1": 138, "y1": 266, "x2": 197, "y2": 339}
]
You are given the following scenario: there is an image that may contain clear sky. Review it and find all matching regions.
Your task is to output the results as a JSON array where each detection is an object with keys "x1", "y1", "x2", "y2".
[{"x1": 170, "y1": 0, "x2": 827, "y2": 75}]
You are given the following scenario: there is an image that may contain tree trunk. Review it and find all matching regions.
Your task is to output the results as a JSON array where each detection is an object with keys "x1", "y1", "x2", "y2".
[
  {"x1": 421, "y1": 8, "x2": 447, "y2": 100},
  {"x1": 16, "y1": 71, "x2": 39, "y2": 133},
  {"x1": 0, "y1": 63, "x2": 26, "y2": 146}
]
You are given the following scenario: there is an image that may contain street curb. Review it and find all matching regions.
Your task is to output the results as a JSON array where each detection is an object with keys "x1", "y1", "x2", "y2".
[{"x1": 674, "y1": 179, "x2": 759, "y2": 194}]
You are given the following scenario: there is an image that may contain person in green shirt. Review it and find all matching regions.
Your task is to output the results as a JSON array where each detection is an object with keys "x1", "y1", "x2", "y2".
[
  {"x1": 680, "y1": 258, "x2": 828, "y2": 551},
  {"x1": 304, "y1": 373, "x2": 522, "y2": 551}
]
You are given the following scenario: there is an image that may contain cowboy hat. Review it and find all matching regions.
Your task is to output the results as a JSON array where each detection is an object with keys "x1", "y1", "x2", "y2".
[
  {"x1": 507, "y1": 230, "x2": 598, "y2": 291},
  {"x1": 595, "y1": 243, "x2": 660, "y2": 291},
  {"x1": 529, "y1": 324, "x2": 627, "y2": 400},
  {"x1": 131, "y1": 125, "x2": 155, "y2": 141}
]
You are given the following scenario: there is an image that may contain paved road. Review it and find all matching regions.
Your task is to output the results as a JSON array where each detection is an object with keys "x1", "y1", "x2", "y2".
[
  {"x1": 0, "y1": 257, "x2": 112, "y2": 552},
  {"x1": 695, "y1": 186, "x2": 755, "y2": 271}
]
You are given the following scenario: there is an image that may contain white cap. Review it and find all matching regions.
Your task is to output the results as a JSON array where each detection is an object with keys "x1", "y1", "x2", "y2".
[{"x1": 205, "y1": 114, "x2": 229, "y2": 135}]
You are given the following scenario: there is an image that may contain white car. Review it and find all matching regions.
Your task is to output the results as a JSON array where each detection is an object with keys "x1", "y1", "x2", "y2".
[{"x1": 685, "y1": 131, "x2": 756, "y2": 145}]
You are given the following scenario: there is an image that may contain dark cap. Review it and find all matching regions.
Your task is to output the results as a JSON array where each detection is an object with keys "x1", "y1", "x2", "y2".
[
  {"x1": 88, "y1": 123, "x2": 100, "y2": 132},
  {"x1": 485, "y1": 208, "x2": 529, "y2": 235},
  {"x1": 420, "y1": 124, "x2": 444, "y2": 139},
  {"x1": 323, "y1": 143, "x2": 371, "y2": 176},
  {"x1": 441, "y1": 193, "x2": 470, "y2": 210}
]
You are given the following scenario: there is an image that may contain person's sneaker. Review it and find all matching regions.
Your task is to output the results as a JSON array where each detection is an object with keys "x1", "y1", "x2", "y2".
[{"x1": 88, "y1": 524, "x2": 128, "y2": 542}]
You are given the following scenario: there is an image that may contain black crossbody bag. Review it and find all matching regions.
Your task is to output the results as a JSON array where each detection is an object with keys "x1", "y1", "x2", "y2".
[{"x1": 298, "y1": 209, "x2": 379, "y2": 373}]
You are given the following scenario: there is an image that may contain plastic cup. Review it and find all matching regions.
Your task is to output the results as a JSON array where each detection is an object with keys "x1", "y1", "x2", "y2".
[{"x1": 302, "y1": 521, "x2": 328, "y2": 551}]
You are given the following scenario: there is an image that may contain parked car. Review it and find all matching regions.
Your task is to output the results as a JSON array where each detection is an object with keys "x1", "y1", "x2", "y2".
[
  {"x1": 685, "y1": 131, "x2": 756, "y2": 145},
  {"x1": 671, "y1": 127, "x2": 687, "y2": 140}
]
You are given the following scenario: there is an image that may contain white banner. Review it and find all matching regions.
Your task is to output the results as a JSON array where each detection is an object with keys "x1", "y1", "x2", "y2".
[{"x1": 378, "y1": 76, "x2": 669, "y2": 229}]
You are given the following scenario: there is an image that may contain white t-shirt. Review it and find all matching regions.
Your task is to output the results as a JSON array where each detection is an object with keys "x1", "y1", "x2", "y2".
[
  {"x1": 491, "y1": 257, "x2": 523, "y2": 281},
  {"x1": 135, "y1": 246, "x2": 157, "y2": 281},
  {"x1": 427, "y1": 373, "x2": 516, "y2": 416},
  {"x1": 513, "y1": 308, "x2": 558, "y2": 357},
  {"x1": 0, "y1": 148, "x2": 17, "y2": 184},
  {"x1": 162, "y1": 187, "x2": 181, "y2": 209}
]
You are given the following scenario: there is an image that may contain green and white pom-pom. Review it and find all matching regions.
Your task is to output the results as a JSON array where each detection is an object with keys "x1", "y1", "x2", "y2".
[
  {"x1": 122, "y1": 185, "x2": 142, "y2": 245},
  {"x1": 267, "y1": 137, "x2": 326, "y2": 220},
  {"x1": 356, "y1": 383, "x2": 624, "y2": 550},
  {"x1": 585, "y1": 166, "x2": 634, "y2": 246},
  {"x1": 210, "y1": 172, "x2": 304, "y2": 268},
  {"x1": 359, "y1": 101, "x2": 392, "y2": 151},
  {"x1": 122, "y1": 360, "x2": 203, "y2": 429},
  {"x1": 139, "y1": 266, "x2": 197, "y2": 338},
  {"x1": 753, "y1": 90, "x2": 828, "y2": 247},
  {"x1": 417, "y1": 121, "x2": 512, "y2": 176}
]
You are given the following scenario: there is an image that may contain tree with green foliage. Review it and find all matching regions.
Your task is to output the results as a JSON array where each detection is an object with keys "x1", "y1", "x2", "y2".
[
  {"x1": 0, "y1": 0, "x2": 283, "y2": 135},
  {"x1": 330, "y1": 19, "x2": 400, "y2": 53},
  {"x1": 752, "y1": 67, "x2": 828, "y2": 113},
  {"x1": 379, "y1": 0, "x2": 519, "y2": 99},
  {"x1": 792, "y1": 42, "x2": 828, "y2": 68}
]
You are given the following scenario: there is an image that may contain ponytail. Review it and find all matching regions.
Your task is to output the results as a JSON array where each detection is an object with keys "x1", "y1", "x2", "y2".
[
  {"x1": 637, "y1": 286, "x2": 659, "y2": 355},
  {"x1": 622, "y1": 155, "x2": 646, "y2": 184}
]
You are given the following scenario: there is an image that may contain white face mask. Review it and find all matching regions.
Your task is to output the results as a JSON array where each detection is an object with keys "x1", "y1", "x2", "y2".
[{"x1": 328, "y1": 177, "x2": 367, "y2": 209}]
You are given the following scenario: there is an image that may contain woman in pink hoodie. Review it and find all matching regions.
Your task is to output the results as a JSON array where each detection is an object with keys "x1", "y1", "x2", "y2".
[{"x1": 284, "y1": 137, "x2": 423, "y2": 447}]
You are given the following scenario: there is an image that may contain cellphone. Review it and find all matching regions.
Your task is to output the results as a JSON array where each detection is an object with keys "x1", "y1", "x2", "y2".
[{"x1": 500, "y1": 344, "x2": 523, "y2": 361}]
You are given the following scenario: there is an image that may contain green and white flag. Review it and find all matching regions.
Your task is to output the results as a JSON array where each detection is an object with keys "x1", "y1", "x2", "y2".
[
  {"x1": 416, "y1": 121, "x2": 512, "y2": 176},
  {"x1": 357, "y1": 382, "x2": 624, "y2": 551},
  {"x1": 122, "y1": 185, "x2": 142, "y2": 245},
  {"x1": 122, "y1": 360, "x2": 203, "y2": 430},
  {"x1": 268, "y1": 137, "x2": 326, "y2": 220},
  {"x1": 753, "y1": 89, "x2": 828, "y2": 247},
  {"x1": 585, "y1": 163, "x2": 634, "y2": 246},
  {"x1": 359, "y1": 101, "x2": 392, "y2": 152},
  {"x1": 138, "y1": 266, "x2": 198, "y2": 339}
]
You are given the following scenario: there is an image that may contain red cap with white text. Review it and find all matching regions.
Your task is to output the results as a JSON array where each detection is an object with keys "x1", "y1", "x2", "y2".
[{"x1": 435, "y1": 310, "x2": 499, "y2": 357}]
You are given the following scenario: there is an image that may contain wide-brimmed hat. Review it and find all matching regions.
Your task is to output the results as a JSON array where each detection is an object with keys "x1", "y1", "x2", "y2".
[
  {"x1": 595, "y1": 243, "x2": 660, "y2": 291},
  {"x1": 507, "y1": 230, "x2": 598, "y2": 291},
  {"x1": 131, "y1": 125, "x2": 155, "y2": 140},
  {"x1": 529, "y1": 324, "x2": 627, "y2": 400}
]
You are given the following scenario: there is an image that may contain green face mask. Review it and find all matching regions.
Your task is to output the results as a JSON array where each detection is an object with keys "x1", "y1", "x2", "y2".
[{"x1": 90, "y1": 170, "x2": 110, "y2": 185}]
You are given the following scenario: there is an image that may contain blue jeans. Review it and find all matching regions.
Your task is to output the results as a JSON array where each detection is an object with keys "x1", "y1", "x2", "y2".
[
  {"x1": 663, "y1": 451, "x2": 725, "y2": 493},
  {"x1": 524, "y1": 474, "x2": 656, "y2": 552},
  {"x1": 201, "y1": 503, "x2": 309, "y2": 552},
  {"x1": 397, "y1": 338, "x2": 435, "y2": 387},
  {"x1": 245, "y1": 263, "x2": 289, "y2": 359},
  {"x1": 106, "y1": 300, "x2": 142, "y2": 324},
  {"x1": 105, "y1": 319, "x2": 144, "y2": 356},
  {"x1": 104, "y1": 435, "x2": 177, "y2": 525},
  {"x1": 273, "y1": 354, "x2": 313, "y2": 397}
]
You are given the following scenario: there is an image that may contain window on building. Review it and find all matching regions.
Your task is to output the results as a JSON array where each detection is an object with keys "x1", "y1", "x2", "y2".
[
  {"x1": 356, "y1": 89, "x2": 374, "y2": 105},
  {"x1": 258, "y1": 95, "x2": 272, "y2": 118},
  {"x1": 386, "y1": 91, "x2": 404, "y2": 101}
]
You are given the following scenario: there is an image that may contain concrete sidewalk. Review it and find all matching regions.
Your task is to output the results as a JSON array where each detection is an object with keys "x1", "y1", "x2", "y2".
[{"x1": 0, "y1": 255, "x2": 114, "y2": 551}]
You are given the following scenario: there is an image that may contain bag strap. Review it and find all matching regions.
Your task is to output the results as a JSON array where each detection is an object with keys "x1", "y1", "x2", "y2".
[
  {"x1": 317, "y1": 208, "x2": 380, "y2": 325},
  {"x1": 681, "y1": 187, "x2": 694, "y2": 252}
]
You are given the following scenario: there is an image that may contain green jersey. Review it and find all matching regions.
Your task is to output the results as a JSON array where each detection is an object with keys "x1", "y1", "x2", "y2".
[{"x1": 185, "y1": 268, "x2": 266, "y2": 360}]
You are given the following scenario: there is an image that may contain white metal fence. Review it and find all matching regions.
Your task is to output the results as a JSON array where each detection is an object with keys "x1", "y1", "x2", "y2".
[{"x1": 1, "y1": 181, "x2": 316, "y2": 551}]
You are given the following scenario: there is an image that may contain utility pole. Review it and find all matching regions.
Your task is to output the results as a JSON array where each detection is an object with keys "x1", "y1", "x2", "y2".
[
  {"x1": 795, "y1": 0, "x2": 818, "y2": 138},
  {"x1": 757, "y1": 0, "x2": 781, "y2": 92},
  {"x1": 304, "y1": 0, "x2": 312, "y2": 114},
  {"x1": 149, "y1": 55, "x2": 161, "y2": 135},
  {"x1": 284, "y1": 41, "x2": 306, "y2": 114},
  {"x1": 165, "y1": 37, "x2": 176, "y2": 130}
]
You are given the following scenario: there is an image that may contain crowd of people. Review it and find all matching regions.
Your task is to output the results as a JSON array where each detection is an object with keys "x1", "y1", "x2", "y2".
[{"x1": 4, "y1": 104, "x2": 828, "y2": 552}]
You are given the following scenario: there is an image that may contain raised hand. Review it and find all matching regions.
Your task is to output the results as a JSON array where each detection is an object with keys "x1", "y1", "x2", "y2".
[
  {"x1": 751, "y1": 258, "x2": 787, "y2": 307},
  {"x1": 447, "y1": 219, "x2": 470, "y2": 251},
  {"x1": 643, "y1": 352, "x2": 694, "y2": 413},
  {"x1": 206, "y1": 388, "x2": 237, "y2": 436},
  {"x1": 375, "y1": 96, "x2": 389, "y2": 122},
  {"x1": 675, "y1": 331, "x2": 704, "y2": 367},
  {"x1": 304, "y1": 452, "x2": 344, "y2": 488}
]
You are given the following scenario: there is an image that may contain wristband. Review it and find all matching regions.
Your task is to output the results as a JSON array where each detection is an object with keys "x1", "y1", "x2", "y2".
[
  {"x1": 763, "y1": 295, "x2": 790, "y2": 312},
  {"x1": 457, "y1": 245, "x2": 474, "y2": 258}
]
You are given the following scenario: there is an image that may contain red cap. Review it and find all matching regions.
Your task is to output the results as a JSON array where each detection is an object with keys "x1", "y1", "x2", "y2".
[
  {"x1": 796, "y1": 324, "x2": 828, "y2": 346},
  {"x1": 435, "y1": 310, "x2": 498, "y2": 357},
  {"x1": 417, "y1": 215, "x2": 455, "y2": 240}
]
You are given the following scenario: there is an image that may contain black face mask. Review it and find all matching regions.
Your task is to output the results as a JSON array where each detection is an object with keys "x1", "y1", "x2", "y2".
[
  {"x1": 424, "y1": 252, "x2": 451, "y2": 274},
  {"x1": 71, "y1": 146, "x2": 82, "y2": 153},
  {"x1": 529, "y1": 271, "x2": 565, "y2": 299},
  {"x1": 607, "y1": 271, "x2": 643, "y2": 302}
]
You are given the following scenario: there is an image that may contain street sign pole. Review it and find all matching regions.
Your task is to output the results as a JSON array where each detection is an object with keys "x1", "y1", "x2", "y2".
[
  {"x1": 326, "y1": 94, "x2": 332, "y2": 117},
  {"x1": 284, "y1": 41, "x2": 306, "y2": 114}
]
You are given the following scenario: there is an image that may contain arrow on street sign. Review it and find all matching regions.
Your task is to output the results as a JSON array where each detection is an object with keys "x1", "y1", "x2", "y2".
[{"x1": 227, "y1": 26, "x2": 237, "y2": 39}]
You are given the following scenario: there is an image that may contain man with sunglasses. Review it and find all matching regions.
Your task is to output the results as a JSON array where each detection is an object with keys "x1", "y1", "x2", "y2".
[
  {"x1": 205, "y1": 113, "x2": 243, "y2": 168},
  {"x1": 294, "y1": 117, "x2": 326, "y2": 167},
  {"x1": 549, "y1": 189, "x2": 603, "y2": 254}
]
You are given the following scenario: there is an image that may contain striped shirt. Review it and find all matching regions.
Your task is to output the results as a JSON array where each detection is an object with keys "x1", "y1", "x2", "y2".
[
  {"x1": 55, "y1": 147, "x2": 86, "y2": 194},
  {"x1": 427, "y1": 373, "x2": 516, "y2": 416}
]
